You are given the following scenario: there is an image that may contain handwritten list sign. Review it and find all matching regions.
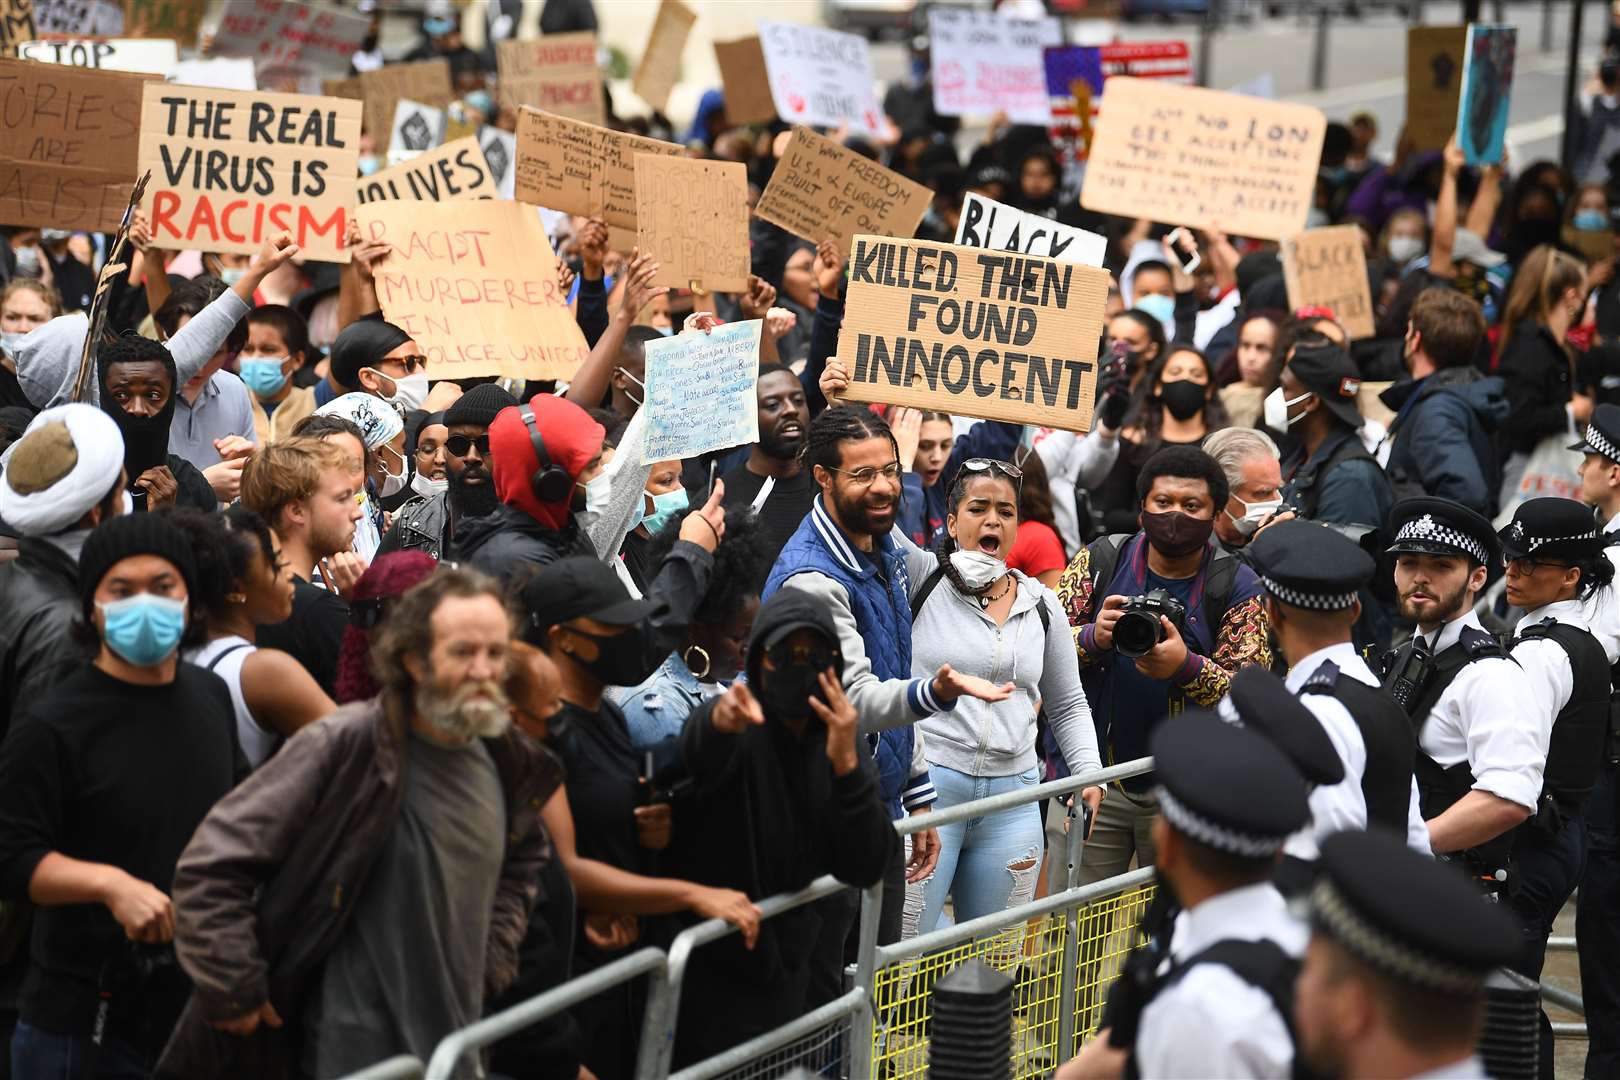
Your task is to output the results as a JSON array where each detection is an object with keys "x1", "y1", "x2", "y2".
[
  {"x1": 358, "y1": 136, "x2": 493, "y2": 204},
  {"x1": 0, "y1": 59, "x2": 153, "y2": 231},
  {"x1": 633, "y1": 155, "x2": 749, "y2": 293},
  {"x1": 513, "y1": 106, "x2": 682, "y2": 248},
  {"x1": 496, "y1": 32, "x2": 603, "y2": 126},
  {"x1": 838, "y1": 236, "x2": 1109, "y2": 432},
  {"x1": 214, "y1": 0, "x2": 369, "y2": 88},
  {"x1": 632, "y1": 0, "x2": 695, "y2": 114},
  {"x1": 359, "y1": 199, "x2": 590, "y2": 381},
  {"x1": 1282, "y1": 225, "x2": 1375, "y2": 339},
  {"x1": 928, "y1": 7, "x2": 1061, "y2": 125},
  {"x1": 754, "y1": 126, "x2": 931, "y2": 254},
  {"x1": 643, "y1": 320, "x2": 762, "y2": 463},
  {"x1": 758, "y1": 21, "x2": 881, "y2": 136},
  {"x1": 1081, "y1": 77, "x2": 1325, "y2": 241},
  {"x1": 138, "y1": 83, "x2": 360, "y2": 260}
]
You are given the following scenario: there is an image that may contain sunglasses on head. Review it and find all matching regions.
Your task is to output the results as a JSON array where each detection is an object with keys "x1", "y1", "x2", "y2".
[
  {"x1": 446, "y1": 433, "x2": 491, "y2": 456},
  {"x1": 961, "y1": 458, "x2": 1022, "y2": 484}
]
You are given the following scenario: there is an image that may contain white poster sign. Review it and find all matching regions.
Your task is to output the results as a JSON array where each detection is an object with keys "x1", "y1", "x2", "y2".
[
  {"x1": 17, "y1": 37, "x2": 176, "y2": 75},
  {"x1": 757, "y1": 21, "x2": 881, "y2": 137},
  {"x1": 929, "y1": 8, "x2": 1062, "y2": 125},
  {"x1": 643, "y1": 321, "x2": 763, "y2": 462},
  {"x1": 170, "y1": 58, "x2": 258, "y2": 91},
  {"x1": 480, "y1": 125, "x2": 516, "y2": 199},
  {"x1": 388, "y1": 99, "x2": 444, "y2": 164},
  {"x1": 953, "y1": 192, "x2": 1107, "y2": 267}
]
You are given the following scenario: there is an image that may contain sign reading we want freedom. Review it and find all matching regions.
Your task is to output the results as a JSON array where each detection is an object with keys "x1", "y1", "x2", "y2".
[{"x1": 839, "y1": 236, "x2": 1109, "y2": 432}]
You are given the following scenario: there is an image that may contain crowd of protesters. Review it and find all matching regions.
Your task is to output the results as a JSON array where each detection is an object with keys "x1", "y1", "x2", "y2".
[{"x1": 3, "y1": 0, "x2": 1620, "y2": 1078}]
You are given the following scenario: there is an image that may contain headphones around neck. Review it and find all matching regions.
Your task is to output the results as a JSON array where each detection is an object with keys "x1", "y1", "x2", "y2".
[{"x1": 520, "y1": 406, "x2": 573, "y2": 503}]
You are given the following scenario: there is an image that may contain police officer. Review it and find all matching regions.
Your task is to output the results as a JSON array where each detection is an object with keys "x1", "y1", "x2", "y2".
[
  {"x1": 1245, "y1": 520, "x2": 1429, "y2": 867},
  {"x1": 1293, "y1": 830, "x2": 1521, "y2": 1079},
  {"x1": 1570, "y1": 404, "x2": 1620, "y2": 1077},
  {"x1": 1061, "y1": 713, "x2": 1310, "y2": 1080},
  {"x1": 1498, "y1": 496, "x2": 1614, "y2": 1076}
]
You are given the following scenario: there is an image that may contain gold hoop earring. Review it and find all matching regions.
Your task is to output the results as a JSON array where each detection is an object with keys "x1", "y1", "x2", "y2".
[
  {"x1": 226, "y1": 592, "x2": 247, "y2": 604},
  {"x1": 684, "y1": 644, "x2": 711, "y2": 680}
]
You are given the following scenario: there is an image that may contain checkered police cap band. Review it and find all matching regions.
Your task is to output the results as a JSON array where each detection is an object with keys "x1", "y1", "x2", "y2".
[
  {"x1": 1394, "y1": 514, "x2": 1488, "y2": 565},
  {"x1": 1505, "y1": 518, "x2": 1597, "y2": 553},
  {"x1": 1310, "y1": 878, "x2": 1485, "y2": 996},
  {"x1": 1153, "y1": 786, "x2": 1287, "y2": 858},
  {"x1": 1585, "y1": 424, "x2": 1620, "y2": 463},
  {"x1": 1260, "y1": 574, "x2": 1359, "y2": 611}
]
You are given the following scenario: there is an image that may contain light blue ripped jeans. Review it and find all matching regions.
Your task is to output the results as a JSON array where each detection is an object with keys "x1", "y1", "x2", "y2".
[{"x1": 914, "y1": 764, "x2": 1046, "y2": 935}]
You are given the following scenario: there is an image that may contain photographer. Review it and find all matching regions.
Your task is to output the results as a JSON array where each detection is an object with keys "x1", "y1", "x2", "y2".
[{"x1": 1055, "y1": 446, "x2": 1271, "y2": 883}]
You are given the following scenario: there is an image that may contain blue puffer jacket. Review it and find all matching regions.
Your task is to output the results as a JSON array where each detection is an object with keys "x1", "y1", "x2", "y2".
[
  {"x1": 763, "y1": 499, "x2": 919, "y2": 819},
  {"x1": 1381, "y1": 367, "x2": 1509, "y2": 518}
]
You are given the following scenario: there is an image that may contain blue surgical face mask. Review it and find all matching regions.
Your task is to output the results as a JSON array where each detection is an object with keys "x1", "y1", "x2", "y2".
[
  {"x1": 219, "y1": 267, "x2": 246, "y2": 286},
  {"x1": 238, "y1": 356, "x2": 288, "y2": 396},
  {"x1": 654, "y1": 325, "x2": 674, "y2": 337},
  {"x1": 98, "y1": 593, "x2": 187, "y2": 666},
  {"x1": 0, "y1": 329, "x2": 27, "y2": 358},
  {"x1": 642, "y1": 487, "x2": 688, "y2": 536},
  {"x1": 1135, "y1": 292, "x2": 1175, "y2": 330},
  {"x1": 1575, "y1": 209, "x2": 1610, "y2": 232},
  {"x1": 358, "y1": 155, "x2": 382, "y2": 177}
]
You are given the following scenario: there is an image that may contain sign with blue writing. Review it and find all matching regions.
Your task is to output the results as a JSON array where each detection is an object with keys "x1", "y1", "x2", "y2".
[{"x1": 642, "y1": 320, "x2": 763, "y2": 463}]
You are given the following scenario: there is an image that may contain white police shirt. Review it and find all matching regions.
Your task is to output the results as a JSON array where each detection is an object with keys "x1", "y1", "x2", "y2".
[
  {"x1": 1580, "y1": 514, "x2": 1620, "y2": 664},
  {"x1": 1137, "y1": 882, "x2": 1306, "y2": 1079},
  {"x1": 1416, "y1": 611, "x2": 1549, "y2": 814},
  {"x1": 1510, "y1": 597, "x2": 1590, "y2": 753},
  {"x1": 1283, "y1": 642, "x2": 1432, "y2": 859}
]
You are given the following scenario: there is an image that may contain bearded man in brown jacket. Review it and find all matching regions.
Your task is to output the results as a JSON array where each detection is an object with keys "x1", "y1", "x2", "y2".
[{"x1": 157, "y1": 567, "x2": 563, "y2": 1079}]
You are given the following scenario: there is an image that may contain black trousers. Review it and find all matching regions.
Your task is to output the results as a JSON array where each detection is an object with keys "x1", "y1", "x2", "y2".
[
  {"x1": 1507, "y1": 813, "x2": 1587, "y2": 1080},
  {"x1": 1579, "y1": 765, "x2": 1620, "y2": 1079}
]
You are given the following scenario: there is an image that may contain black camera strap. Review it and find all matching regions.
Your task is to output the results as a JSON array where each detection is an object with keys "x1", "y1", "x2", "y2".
[{"x1": 1086, "y1": 534, "x2": 1237, "y2": 661}]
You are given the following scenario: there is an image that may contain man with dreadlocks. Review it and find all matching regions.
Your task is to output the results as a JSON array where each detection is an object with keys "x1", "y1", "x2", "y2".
[{"x1": 759, "y1": 405, "x2": 1016, "y2": 969}]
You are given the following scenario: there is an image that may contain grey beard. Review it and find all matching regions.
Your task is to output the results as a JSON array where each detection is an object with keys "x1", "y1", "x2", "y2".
[{"x1": 415, "y1": 679, "x2": 511, "y2": 741}]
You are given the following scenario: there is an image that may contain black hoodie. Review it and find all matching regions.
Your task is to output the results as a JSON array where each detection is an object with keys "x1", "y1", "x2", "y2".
[{"x1": 665, "y1": 592, "x2": 896, "y2": 1054}]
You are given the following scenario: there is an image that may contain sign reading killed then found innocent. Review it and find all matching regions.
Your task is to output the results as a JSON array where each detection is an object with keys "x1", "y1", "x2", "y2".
[{"x1": 838, "y1": 235, "x2": 1109, "y2": 432}]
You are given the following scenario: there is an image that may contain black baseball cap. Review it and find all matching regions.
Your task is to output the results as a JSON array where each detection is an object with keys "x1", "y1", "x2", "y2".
[
  {"x1": 1286, "y1": 338, "x2": 1364, "y2": 430},
  {"x1": 519, "y1": 557, "x2": 656, "y2": 643}
]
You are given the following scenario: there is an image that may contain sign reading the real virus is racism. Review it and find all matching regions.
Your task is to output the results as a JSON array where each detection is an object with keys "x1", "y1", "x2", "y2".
[
  {"x1": 1281, "y1": 225, "x2": 1376, "y2": 339},
  {"x1": 0, "y1": 59, "x2": 154, "y2": 231},
  {"x1": 512, "y1": 106, "x2": 682, "y2": 249},
  {"x1": 358, "y1": 198, "x2": 590, "y2": 381},
  {"x1": 838, "y1": 235, "x2": 1109, "y2": 431},
  {"x1": 754, "y1": 125, "x2": 931, "y2": 254},
  {"x1": 496, "y1": 32, "x2": 603, "y2": 126},
  {"x1": 138, "y1": 83, "x2": 361, "y2": 260},
  {"x1": 1081, "y1": 77, "x2": 1325, "y2": 241},
  {"x1": 357, "y1": 136, "x2": 494, "y2": 204}
]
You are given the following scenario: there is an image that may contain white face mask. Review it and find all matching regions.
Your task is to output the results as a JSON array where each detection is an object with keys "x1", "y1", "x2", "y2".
[
  {"x1": 369, "y1": 367, "x2": 429, "y2": 412},
  {"x1": 579, "y1": 470, "x2": 612, "y2": 516},
  {"x1": 1227, "y1": 496, "x2": 1283, "y2": 538},
  {"x1": 1387, "y1": 234, "x2": 1424, "y2": 264},
  {"x1": 949, "y1": 548, "x2": 1006, "y2": 592},
  {"x1": 378, "y1": 444, "x2": 408, "y2": 498},
  {"x1": 1263, "y1": 387, "x2": 1313, "y2": 432},
  {"x1": 410, "y1": 471, "x2": 448, "y2": 499}
]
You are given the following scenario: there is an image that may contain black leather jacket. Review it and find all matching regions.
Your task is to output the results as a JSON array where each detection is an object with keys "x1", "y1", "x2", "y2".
[
  {"x1": 0, "y1": 538, "x2": 82, "y2": 741},
  {"x1": 378, "y1": 491, "x2": 450, "y2": 561}
]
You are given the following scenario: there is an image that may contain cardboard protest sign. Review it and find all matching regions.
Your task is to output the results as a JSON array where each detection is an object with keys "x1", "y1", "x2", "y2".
[
  {"x1": 1, "y1": 0, "x2": 35, "y2": 57},
  {"x1": 1457, "y1": 24, "x2": 1515, "y2": 166},
  {"x1": 1082, "y1": 77, "x2": 1325, "y2": 241},
  {"x1": 0, "y1": 59, "x2": 153, "y2": 231},
  {"x1": 632, "y1": 0, "x2": 695, "y2": 114},
  {"x1": 324, "y1": 58, "x2": 451, "y2": 140},
  {"x1": 955, "y1": 192, "x2": 1105, "y2": 267},
  {"x1": 17, "y1": 36, "x2": 176, "y2": 74},
  {"x1": 388, "y1": 98, "x2": 443, "y2": 162},
  {"x1": 642, "y1": 320, "x2": 762, "y2": 463},
  {"x1": 138, "y1": 83, "x2": 360, "y2": 260},
  {"x1": 757, "y1": 21, "x2": 881, "y2": 137},
  {"x1": 33, "y1": 0, "x2": 119, "y2": 35},
  {"x1": 1282, "y1": 225, "x2": 1376, "y2": 340},
  {"x1": 170, "y1": 57, "x2": 256, "y2": 90},
  {"x1": 358, "y1": 136, "x2": 493, "y2": 204},
  {"x1": 496, "y1": 32, "x2": 603, "y2": 126},
  {"x1": 214, "y1": 0, "x2": 369, "y2": 88},
  {"x1": 754, "y1": 126, "x2": 931, "y2": 254},
  {"x1": 838, "y1": 235, "x2": 1109, "y2": 432},
  {"x1": 125, "y1": 0, "x2": 205, "y2": 47},
  {"x1": 480, "y1": 125, "x2": 515, "y2": 198},
  {"x1": 633, "y1": 154, "x2": 748, "y2": 293},
  {"x1": 512, "y1": 107, "x2": 682, "y2": 248},
  {"x1": 358, "y1": 198, "x2": 590, "y2": 381},
  {"x1": 714, "y1": 36, "x2": 774, "y2": 125},
  {"x1": 1405, "y1": 26, "x2": 1466, "y2": 150},
  {"x1": 928, "y1": 7, "x2": 1061, "y2": 126}
]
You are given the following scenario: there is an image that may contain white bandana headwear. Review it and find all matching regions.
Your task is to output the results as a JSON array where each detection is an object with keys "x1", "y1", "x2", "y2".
[{"x1": 0, "y1": 404, "x2": 125, "y2": 536}]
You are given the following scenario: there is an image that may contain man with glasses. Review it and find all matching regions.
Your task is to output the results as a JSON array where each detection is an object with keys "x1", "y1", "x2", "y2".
[
  {"x1": 322, "y1": 319, "x2": 430, "y2": 414},
  {"x1": 761, "y1": 406, "x2": 1013, "y2": 963},
  {"x1": 381, "y1": 385, "x2": 515, "y2": 560}
]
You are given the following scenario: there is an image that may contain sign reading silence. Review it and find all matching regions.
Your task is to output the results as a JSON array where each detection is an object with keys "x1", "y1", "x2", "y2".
[
  {"x1": 757, "y1": 21, "x2": 881, "y2": 137},
  {"x1": 138, "y1": 83, "x2": 361, "y2": 260},
  {"x1": 838, "y1": 236, "x2": 1110, "y2": 432}
]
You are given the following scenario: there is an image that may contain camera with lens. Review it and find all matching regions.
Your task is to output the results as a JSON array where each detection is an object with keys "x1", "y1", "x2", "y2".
[{"x1": 1113, "y1": 589, "x2": 1187, "y2": 659}]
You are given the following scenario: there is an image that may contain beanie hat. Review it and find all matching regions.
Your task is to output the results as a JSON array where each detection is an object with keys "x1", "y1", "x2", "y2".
[
  {"x1": 328, "y1": 318, "x2": 412, "y2": 389},
  {"x1": 78, "y1": 513, "x2": 199, "y2": 616},
  {"x1": 487, "y1": 394, "x2": 604, "y2": 531},
  {"x1": 0, "y1": 404, "x2": 125, "y2": 537},
  {"x1": 444, "y1": 383, "x2": 518, "y2": 430}
]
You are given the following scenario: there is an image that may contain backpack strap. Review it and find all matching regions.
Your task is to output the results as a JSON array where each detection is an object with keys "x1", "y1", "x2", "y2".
[
  {"x1": 1200, "y1": 549, "x2": 1239, "y2": 647},
  {"x1": 911, "y1": 562, "x2": 1053, "y2": 635},
  {"x1": 203, "y1": 642, "x2": 251, "y2": 673}
]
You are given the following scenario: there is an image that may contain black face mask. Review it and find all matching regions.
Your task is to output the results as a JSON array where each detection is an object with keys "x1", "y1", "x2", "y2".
[
  {"x1": 1157, "y1": 379, "x2": 1207, "y2": 422},
  {"x1": 566, "y1": 625, "x2": 660, "y2": 687},
  {"x1": 99, "y1": 362, "x2": 177, "y2": 483},
  {"x1": 757, "y1": 662, "x2": 824, "y2": 724}
]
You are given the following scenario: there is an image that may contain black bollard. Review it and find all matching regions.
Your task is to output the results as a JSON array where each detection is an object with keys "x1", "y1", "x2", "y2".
[
  {"x1": 928, "y1": 958, "x2": 1013, "y2": 1080},
  {"x1": 1477, "y1": 967, "x2": 1541, "y2": 1080}
]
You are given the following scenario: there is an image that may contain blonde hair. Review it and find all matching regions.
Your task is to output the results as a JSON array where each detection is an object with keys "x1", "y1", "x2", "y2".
[
  {"x1": 239, "y1": 436, "x2": 351, "y2": 531},
  {"x1": 1501, "y1": 245, "x2": 1586, "y2": 339}
]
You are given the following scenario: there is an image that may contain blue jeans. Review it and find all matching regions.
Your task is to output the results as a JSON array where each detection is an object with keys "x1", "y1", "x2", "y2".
[
  {"x1": 916, "y1": 765, "x2": 1046, "y2": 934},
  {"x1": 10, "y1": 1019, "x2": 149, "y2": 1080}
]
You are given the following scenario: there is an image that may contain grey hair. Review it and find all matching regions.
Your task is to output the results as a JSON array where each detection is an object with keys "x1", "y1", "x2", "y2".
[{"x1": 1203, "y1": 427, "x2": 1280, "y2": 491}]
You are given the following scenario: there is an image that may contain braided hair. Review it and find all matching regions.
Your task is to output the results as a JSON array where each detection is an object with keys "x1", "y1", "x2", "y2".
[
  {"x1": 935, "y1": 465, "x2": 1020, "y2": 596},
  {"x1": 801, "y1": 404, "x2": 898, "y2": 475}
]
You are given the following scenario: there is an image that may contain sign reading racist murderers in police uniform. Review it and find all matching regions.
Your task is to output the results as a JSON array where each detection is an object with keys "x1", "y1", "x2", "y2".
[{"x1": 838, "y1": 235, "x2": 1109, "y2": 432}]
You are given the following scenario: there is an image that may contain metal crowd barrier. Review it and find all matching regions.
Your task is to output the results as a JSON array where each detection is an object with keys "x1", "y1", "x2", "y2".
[{"x1": 341, "y1": 759, "x2": 1165, "y2": 1080}]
